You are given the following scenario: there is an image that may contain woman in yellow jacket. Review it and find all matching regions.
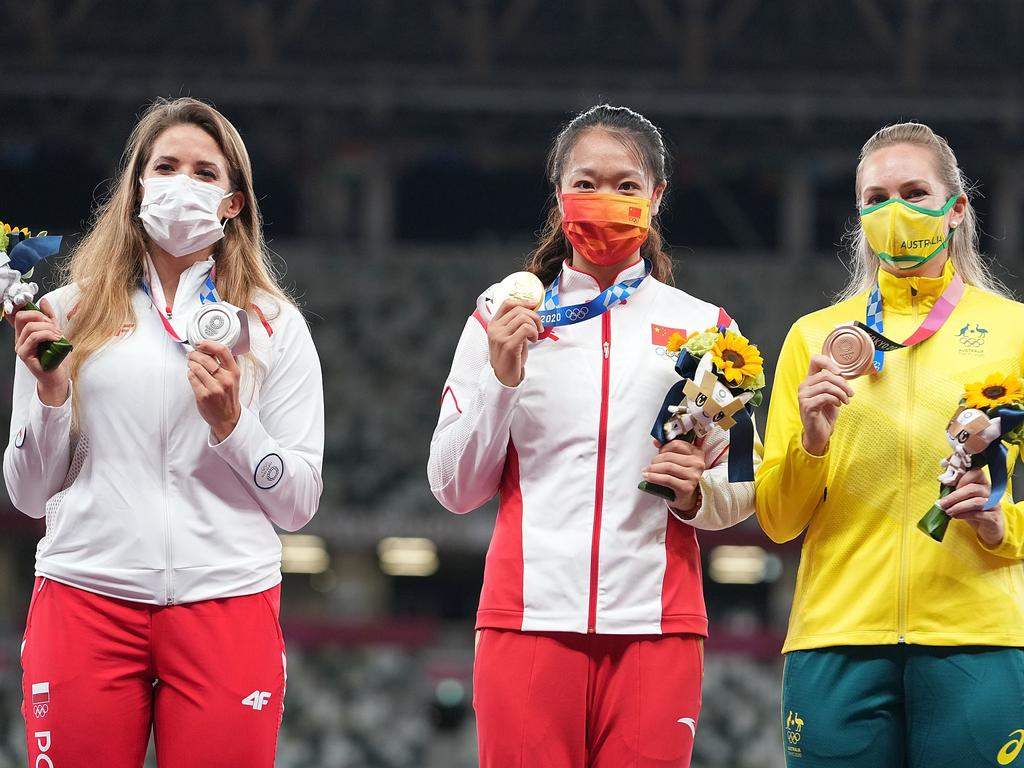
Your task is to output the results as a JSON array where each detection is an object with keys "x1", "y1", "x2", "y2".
[{"x1": 757, "y1": 121, "x2": 1024, "y2": 768}]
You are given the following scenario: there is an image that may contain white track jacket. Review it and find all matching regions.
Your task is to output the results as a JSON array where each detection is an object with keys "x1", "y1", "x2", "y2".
[
  {"x1": 428, "y1": 259, "x2": 759, "y2": 635},
  {"x1": 3, "y1": 256, "x2": 324, "y2": 605}
]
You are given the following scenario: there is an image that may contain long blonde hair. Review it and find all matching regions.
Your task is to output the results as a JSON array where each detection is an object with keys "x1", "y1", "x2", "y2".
[
  {"x1": 839, "y1": 121, "x2": 1012, "y2": 301},
  {"x1": 60, "y1": 97, "x2": 291, "y2": 387}
]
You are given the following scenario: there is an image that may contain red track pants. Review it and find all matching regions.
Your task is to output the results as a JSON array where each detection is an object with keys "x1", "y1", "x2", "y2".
[
  {"x1": 20, "y1": 577, "x2": 286, "y2": 768},
  {"x1": 474, "y1": 629, "x2": 704, "y2": 768}
]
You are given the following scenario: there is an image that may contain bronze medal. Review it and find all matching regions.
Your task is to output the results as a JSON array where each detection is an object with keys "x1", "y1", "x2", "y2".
[{"x1": 822, "y1": 323, "x2": 875, "y2": 379}]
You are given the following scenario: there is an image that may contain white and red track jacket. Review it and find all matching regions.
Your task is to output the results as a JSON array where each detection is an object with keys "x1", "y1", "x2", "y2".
[
  {"x1": 3, "y1": 255, "x2": 324, "y2": 606},
  {"x1": 428, "y1": 259, "x2": 760, "y2": 635}
]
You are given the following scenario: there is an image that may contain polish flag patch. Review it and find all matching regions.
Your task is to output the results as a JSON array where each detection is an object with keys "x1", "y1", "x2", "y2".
[{"x1": 32, "y1": 682, "x2": 49, "y2": 705}]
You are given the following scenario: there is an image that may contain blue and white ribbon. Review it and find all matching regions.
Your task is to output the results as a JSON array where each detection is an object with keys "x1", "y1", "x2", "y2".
[
  {"x1": 539, "y1": 259, "x2": 651, "y2": 328},
  {"x1": 865, "y1": 282, "x2": 885, "y2": 373}
]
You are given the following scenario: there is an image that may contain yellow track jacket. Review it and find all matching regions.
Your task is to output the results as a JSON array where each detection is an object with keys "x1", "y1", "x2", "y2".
[{"x1": 757, "y1": 261, "x2": 1024, "y2": 652}]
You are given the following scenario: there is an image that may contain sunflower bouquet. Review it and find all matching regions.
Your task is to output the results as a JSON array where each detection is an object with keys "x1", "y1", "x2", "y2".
[
  {"x1": 917, "y1": 373, "x2": 1024, "y2": 542},
  {"x1": 639, "y1": 327, "x2": 765, "y2": 501},
  {"x1": 0, "y1": 221, "x2": 70, "y2": 371}
]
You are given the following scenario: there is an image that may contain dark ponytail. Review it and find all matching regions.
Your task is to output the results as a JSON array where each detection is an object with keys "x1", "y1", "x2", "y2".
[{"x1": 525, "y1": 104, "x2": 674, "y2": 286}]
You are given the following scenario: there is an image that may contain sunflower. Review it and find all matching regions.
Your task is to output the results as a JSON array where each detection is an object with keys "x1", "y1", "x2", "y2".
[
  {"x1": 0, "y1": 222, "x2": 30, "y2": 239},
  {"x1": 964, "y1": 373, "x2": 1023, "y2": 410},
  {"x1": 665, "y1": 332, "x2": 687, "y2": 354},
  {"x1": 711, "y1": 332, "x2": 763, "y2": 386}
]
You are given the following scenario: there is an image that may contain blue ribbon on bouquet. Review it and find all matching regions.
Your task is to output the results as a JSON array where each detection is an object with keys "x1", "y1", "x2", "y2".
[
  {"x1": 980, "y1": 406, "x2": 1024, "y2": 510},
  {"x1": 7, "y1": 235, "x2": 62, "y2": 274}
]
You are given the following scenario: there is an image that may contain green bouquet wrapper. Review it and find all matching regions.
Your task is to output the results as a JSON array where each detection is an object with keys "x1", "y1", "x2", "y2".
[
  {"x1": 917, "y1": 485, "x2": 953, "y2": 542},
  {"x1": 23, "y1": 301, "x2": 72, "y2": 371}
]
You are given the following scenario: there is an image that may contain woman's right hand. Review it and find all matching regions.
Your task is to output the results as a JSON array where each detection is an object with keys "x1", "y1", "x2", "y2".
[
  {"x1": 12, "y1": 299, "x2": 70, "y2": 406},
  {"x1": 488, "y1": 299, "x2": 544, "y2": 387},
  {"x1": 798, "y1": 354, "x2": 854, "y2": 456}
]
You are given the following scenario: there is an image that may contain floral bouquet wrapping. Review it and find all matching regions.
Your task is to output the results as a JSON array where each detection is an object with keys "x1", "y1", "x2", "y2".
[
  {"x1": 917, "y1": 374, "x2": 1024, "y2": 542},
  {"x1": 638, "y1": 327, "x2": 765, "y2": 501},
  {"x1": 0, "y1": 222, "x2": 70, "y2": 371}
]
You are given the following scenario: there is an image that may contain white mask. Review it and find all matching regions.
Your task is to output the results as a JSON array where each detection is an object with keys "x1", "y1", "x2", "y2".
[{"x1": 139, "y1": 175, "x2": 234, "y2": 258}]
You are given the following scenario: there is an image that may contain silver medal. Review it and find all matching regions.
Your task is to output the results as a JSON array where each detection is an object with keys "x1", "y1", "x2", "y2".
[{"x1": 187, "y1": 303, "x2": 251, "y2": 356}]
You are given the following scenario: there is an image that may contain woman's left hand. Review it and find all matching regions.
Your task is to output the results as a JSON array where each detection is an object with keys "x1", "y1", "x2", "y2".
[
  {"x1": 939, "y1": 468, "x2": 1003, "y2": 547},
  {"x1": 187, "y1": 340, "x2": 241, "y2": 443},
  {"x1": 642, "y1": 439, "x2": 706, "y2": 518}
]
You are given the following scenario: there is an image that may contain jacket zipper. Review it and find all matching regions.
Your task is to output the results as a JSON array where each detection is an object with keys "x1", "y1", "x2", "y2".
[
  {"x1": 588, "y1": 312, "x2": 612, "y2": 633},
  {"x1": 897, "y1": 288, "x2": 919, "y2": 642},
  {"x1": 160, "y1": 311, "x2": 175, "y2": 605}
]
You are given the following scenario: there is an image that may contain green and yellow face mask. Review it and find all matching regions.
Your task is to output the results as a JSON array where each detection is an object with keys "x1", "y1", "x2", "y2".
[{"x1": 859, "y1": 194, "x2": 957, "y2": 271}]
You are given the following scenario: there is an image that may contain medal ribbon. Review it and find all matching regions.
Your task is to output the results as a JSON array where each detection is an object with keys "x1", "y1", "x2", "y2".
[
  {"x1": 540, "y1": 259, "x2": 651, "y2": 328},
  {"x1": 140, "y1": 265, "x2": 220, "y2": 346},
  {"x1": 864, "y1": 272, "x2": 965, "y2": 372}
]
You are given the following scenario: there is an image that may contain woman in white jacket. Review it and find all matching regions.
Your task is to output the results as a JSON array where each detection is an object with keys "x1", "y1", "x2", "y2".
[
  {"x1": 5, "y1": 97, "x2": 324, "y2": 767},
  {"x1": 428, "y1": 104, "x2": 760, "y2": 768}
]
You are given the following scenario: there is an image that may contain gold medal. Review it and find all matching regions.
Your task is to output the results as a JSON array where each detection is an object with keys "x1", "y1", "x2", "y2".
[
  {"x1": 822, "y1": 323, "x2": 875, "y2": 379},
  {"x1": 493, "y1": 271, "x2": 544, "y2": 311}
]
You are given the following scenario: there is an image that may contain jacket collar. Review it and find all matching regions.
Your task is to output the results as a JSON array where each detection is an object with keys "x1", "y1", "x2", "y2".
[
  {"x1": 875, "y1": 258, "x2": 956, "y2": 315},
  {"x1": 555, "y1": 257, "x2": 647, "y2": 304},
  {"x1": 143, "y1": 253, "x2": 216, "y2": 314}
]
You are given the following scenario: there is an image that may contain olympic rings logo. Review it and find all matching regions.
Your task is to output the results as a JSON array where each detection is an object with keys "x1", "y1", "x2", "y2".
[
  {"x1": 959, "y1": 338, "x2": 985, "y2": 348},
  {"x1": 565, "y1": 307, "x2": 589, "y2": 322},
  {"x1": 33, "y1": 703, "x2": 48, "y2": 718},
  {"x1": 786, "y1": 731, "x2": 801, "y2": 744}
]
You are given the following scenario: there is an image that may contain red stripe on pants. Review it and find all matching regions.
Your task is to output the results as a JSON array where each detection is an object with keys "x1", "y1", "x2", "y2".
[
  {"x1": 20, "y1": 578, "x2": 286, "y2": 768},
  {"x1": 474, "y1": 628, "x2": 703, "y2": 767}
]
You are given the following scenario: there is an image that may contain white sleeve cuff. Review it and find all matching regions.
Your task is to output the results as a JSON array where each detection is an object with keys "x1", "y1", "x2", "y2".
[
  {"x1": 479, "y1": 362, "x2": 525, "y2": 397},
  {"x1": 208, "y1": 404, "x2": 258, "y2": 455},
  {"x1": 29, "y1": 380, "x2": 73, "y2": 425}
]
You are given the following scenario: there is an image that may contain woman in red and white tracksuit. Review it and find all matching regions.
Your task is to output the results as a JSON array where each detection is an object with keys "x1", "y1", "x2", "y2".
[
  {"x1": 4, "y1": 98, "x2": 324, "y2": 767},
  {"x1": 428, "y1": 104, "x2": 760, "y2": 767}
]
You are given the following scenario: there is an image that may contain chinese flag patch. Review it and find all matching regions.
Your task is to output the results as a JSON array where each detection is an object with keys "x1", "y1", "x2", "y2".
[
  {"x1": 628, "y1": 206, "x2": 642, "y2": 220},
  {"x1": 651, "y1": 324, "x2": 687, "y2": 346}
]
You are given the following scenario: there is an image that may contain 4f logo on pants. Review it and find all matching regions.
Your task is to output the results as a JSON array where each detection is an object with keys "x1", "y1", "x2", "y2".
[{"x1": 242, "y1": 690, "x2": 272, "y2": 711}]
